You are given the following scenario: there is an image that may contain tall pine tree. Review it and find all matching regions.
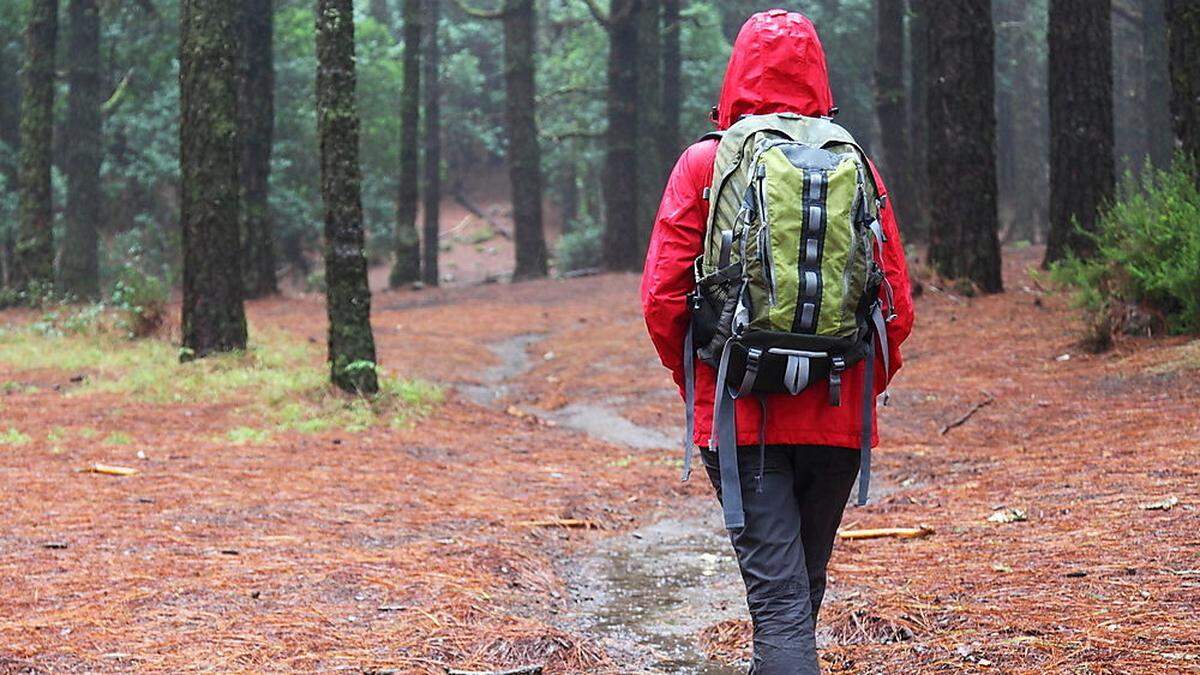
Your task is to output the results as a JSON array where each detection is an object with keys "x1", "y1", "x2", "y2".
[
  {"x1": 421, "y1": 0, "x2": 441, "y2": 286},
  {"x1": 389, "y1": 0, "x2": 422, "y2": 286},
  {"x1": 14, "y1": 0, "x2": 58, "y2": 294},
  {"x1": 926, "y1": 0, "x2": 1002, "y2": 292},
  {"x1": 1167, "y1": 0, "x2": 1200, "y2": 165},
  {"x1": 61, "y1": 0, "x2": 101, "y2": 299},
  {"x1": 1044, "y1": 0, "x2": 1113, "y2": 264},
  {"x1": 239, "y1": 0, "x2": 277, "y2": 298},
  {"x1": 317, "y1": 0, "x2": 379, "y2": 394},
  {"x1": 179, "y1": 0, "x2": 247, "y2": 358}
]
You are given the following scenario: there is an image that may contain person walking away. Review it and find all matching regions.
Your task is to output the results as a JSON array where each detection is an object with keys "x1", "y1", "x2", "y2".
[{"x1": 640, "y1": 10, "x2": 915, "y2": 673}]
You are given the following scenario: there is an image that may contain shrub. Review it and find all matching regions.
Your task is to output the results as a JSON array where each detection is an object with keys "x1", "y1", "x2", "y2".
[
  {"x1": 1051, "y1": 159, "x2": 1200, "y2": 348},
  {"x1": 555, "y1": 216, "x2": 603, "y2": 274},
  {"x1": 110, "y1": 264, "x2": 168, "y2": 338}
]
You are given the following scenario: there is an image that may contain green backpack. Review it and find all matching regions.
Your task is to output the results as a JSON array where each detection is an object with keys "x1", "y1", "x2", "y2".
[{"x1": 682, "y1": 112, "x2": 894, "y2": 529}]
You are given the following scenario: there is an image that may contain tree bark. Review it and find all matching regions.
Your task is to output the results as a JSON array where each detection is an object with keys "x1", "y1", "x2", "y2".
[
  {"x1": 873, "y1": 0, "x2": 914, "y2": 229},
  {"x1": 906, "y1": 0, "x2": 929, "y2": 240},
  {"x1": 61, "y1": 0, "x2": 101, "y2": 299},
  {"x1": 926, "y1": 0, "x2": 1002, "y2": 292},
  {"x1": 1007, "y1": 0, "x2": 1049, "y2": 244},
  {"x1": 1144, "y1": 0, "x2": 1173, "y2": 168},
  {"x1": 601, "y1": 0, "x2": 641, "y2": 271},
  {"x1": 421, "y1": 0, "x2": 441, "y2": 286},
  {"x1": 14, "y1": 0, "x2": 58, "y2": 293},
  {"x1": 0, "y1": 44, "x2": 20, "y2": 287},
  {"x1": 635, "y1": 0, "x2": 662, "y2": 248},
  {"x1": 239, "y1": 0, "x2": 277, "y2": 298},
  {"x1": 180, "y1": 0, "x2": 247, "y2": 358},
  {"x1": 389, "y1": 0, "x2": 422, "y2": 287},
  {"x1": 660, "y1": 0, "x2": 681, "y2": 159},
  {"x1": 1044, "y1": 0, "x2": 1114, "y2": 265},
  {"x1": 1167, "y1": 0, "x2": 1200, "y2": 165},
  {"x1": 317, "y1": 0, "x2": 379, "y2": 394},
  {"x1": 504, "y1": 0, "x2": 547, "y2": 280}
]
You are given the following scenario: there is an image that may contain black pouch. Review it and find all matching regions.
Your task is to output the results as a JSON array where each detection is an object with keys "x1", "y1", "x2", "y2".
[{"x1": 721, "y1": 330, "x2": 867, "y2": 395}]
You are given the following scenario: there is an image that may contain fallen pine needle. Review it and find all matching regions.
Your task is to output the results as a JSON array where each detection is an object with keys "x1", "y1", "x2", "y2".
[
  {"x1": 513, "y1": 518, "x2": 598, "y2": 529},
  {"x1": 84, "y1": 463, "x2": 139, "y2": 476},
  {"x1": 839, "y1": 525, "x2": 934, "y2": 540}
]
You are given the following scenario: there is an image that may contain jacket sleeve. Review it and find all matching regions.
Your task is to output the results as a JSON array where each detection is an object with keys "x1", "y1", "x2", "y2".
[
  {"x1": 640, "y1": 142, "x2": 715, "y2": 392},
  {"x1": 867, "y1": 162, "x2": 915, "y2": 388}
]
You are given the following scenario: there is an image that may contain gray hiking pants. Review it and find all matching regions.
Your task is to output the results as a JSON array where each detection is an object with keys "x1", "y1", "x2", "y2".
[{"x1": 702, "y1": 445, "x2": 859, "y2": 675}]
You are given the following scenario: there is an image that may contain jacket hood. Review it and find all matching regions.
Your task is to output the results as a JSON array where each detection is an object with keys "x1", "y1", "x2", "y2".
[{"x1": 715, "y1": 9, "x2": 834, "y2": 130}]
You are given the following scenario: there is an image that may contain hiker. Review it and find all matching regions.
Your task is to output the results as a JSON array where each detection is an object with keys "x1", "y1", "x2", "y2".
[{"x1": 640, "y1": 10, "x2": 914, "y2": 674}]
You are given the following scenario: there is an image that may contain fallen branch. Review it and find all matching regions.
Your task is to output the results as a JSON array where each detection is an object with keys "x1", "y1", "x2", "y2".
[
  {"x1": 839, "y1": 525, "x2": 934, "y2": 541},
  {"x1": 513, "y1": 518, "x2": 598, "y2": 530},
  {"x1": 83, "y1": 463, "x2": 138, "y2": 477},
  {"x1": 939, "y1": 395, "x2": 994, "y2": 435},
  {"x1": 446, "y1": 666, "x2": 543, "y2": 675}
]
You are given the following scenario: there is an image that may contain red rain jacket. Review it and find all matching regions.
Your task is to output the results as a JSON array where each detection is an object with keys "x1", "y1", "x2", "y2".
[{"x1": 640, "y1": 9, "x2": 914, "y2": 450}]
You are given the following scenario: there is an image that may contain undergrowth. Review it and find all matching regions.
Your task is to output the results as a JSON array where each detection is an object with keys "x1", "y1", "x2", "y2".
[
  {"x1": 1050, "y1": 158, "x2": 1200, "y2": 350},
  {"x1": 0, "y1": 317, "x2": 441, "y2": 436}
]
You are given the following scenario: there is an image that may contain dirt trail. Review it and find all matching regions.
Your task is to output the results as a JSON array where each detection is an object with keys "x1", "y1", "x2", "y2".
[{"x1": 2, "y1": 247, "x2": 1198, "y2": 673}]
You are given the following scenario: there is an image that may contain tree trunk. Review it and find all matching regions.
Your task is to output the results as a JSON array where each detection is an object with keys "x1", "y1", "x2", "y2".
[
  {"x1": 1112, "y1": 0, "x2": 1148, "y2": 176},
  {"x1": 505, "y1": 0, "x2": 547, "y2": 280},
  {"x1": 873, "y1": 0, "x2": 914, "y2": 229},
  {"x1": 239, "y1": 0, "x2": 277, "y2": 298},
  {"x1": 14, "y1": 0, "x2": 57, "y2": 294},
  {"x1": 61, "y1": 0, "x2": 101, "y2": 299},
  {"x1": 601, "y1": 0, "x2": 641, "y2": 271},
  {"x1": 1008, "y1": 0, "x2": 1049, "y2": 244},
  {"x1": 0, "y1": 45, "x2": 20, "y2": 287},
  {"x1": 389, "y1": 0, "x2": 421, "y2": 287},
  {"x1": 660, "y1": 0, "x2": 681, "y2": 159},
  {"x1": 926, "y1": 0, "x2": 1002, "y2": 292},
  {"x1": 635, "y1": 0, "x2": 662, "y2": 248},
  {"x1": 1167, "y1": 0, "x2": 1200, "y2": 164},
  {"x1": 906, "y1": 0, "x2": 929, "y2": 240},
  {"x1": 317, "y1": 0, "x2": 379, "y2": 394},
  {"x1": 1044, "y1": 0, "x2": 1114, "y2": 265},
  {"x1": 1144, "y1": 0, "x2": 1173, "y2": 168},
  {"x1": 180, "y1": 0, "x2": 247, "y2": 358},
  {"x1": 421, "y1": 0, "x2": 441, "y2": 286}
]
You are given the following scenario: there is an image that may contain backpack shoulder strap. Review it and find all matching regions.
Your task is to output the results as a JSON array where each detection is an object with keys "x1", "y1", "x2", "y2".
[{"x1": 696, "y1": 130, "x2": 724, "y2": 143}]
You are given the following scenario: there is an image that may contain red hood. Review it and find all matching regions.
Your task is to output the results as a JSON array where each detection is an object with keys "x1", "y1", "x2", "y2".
[{"x1": 715, "y1": 9, "x2": 834, "y2": 130}]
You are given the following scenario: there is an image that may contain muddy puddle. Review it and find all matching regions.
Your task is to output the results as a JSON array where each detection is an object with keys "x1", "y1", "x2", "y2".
[
  {"x1": 564, "y1": 507, "x2": 747, "y2": 673},
  {"x1": 460, "y1": 333, "x2": 747, "y2": 672}
]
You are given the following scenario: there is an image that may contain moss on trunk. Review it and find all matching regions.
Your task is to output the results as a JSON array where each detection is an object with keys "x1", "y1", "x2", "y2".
[
  {"x1": 317, "y1": 0, "x2": 379, "y2": 394},
  {"x1": 179, "y1": 0, "x2": 248, "y2": 358},
  {"x1": 14, "y1": 0, "x2": 58, "y2": 293}
]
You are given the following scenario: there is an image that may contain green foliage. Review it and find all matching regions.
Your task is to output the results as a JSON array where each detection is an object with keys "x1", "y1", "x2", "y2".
[
  {"x1": 110, "y1": 261, "x2": 168, "y2": 338},
  {"x1": 555, "y1": 217, "x2": 603, "y2": 274},
  {"x1": 1051, "y1": 159, "x2": 1200, "y2": 344}
]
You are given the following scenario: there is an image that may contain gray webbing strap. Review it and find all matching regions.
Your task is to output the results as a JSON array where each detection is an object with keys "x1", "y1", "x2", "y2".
[
  {"x1": 871, "y1": 301, "x2": 890, "y2": 395},
  {"x1": 856, "y1": 340, "x2": 875, "y2": 506},
  {"x1": 784, "y1": 354, "x2": 811, "y2": 395},
  {"x1": 711, "y1": 340, "x2": 745, "y2": 530},
  {"x1": 734, "y1": 347, "x2": 762, "y2": 398},
  {"x1": 681, "y1": 325, "x2": 696, "y2": 481},
  {"x1": 755, "y1": 395, "x2": 767, "y2": 494}
]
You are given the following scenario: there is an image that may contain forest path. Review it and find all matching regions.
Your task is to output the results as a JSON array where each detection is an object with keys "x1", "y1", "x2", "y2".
[{"x1": 2, "y1": 248, "x2": 1198, "y2": 673}]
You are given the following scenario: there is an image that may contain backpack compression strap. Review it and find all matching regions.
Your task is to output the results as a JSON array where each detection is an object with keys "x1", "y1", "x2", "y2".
[{"x1": 856, "y1": 301, "x2": 891, "y2": 506}]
